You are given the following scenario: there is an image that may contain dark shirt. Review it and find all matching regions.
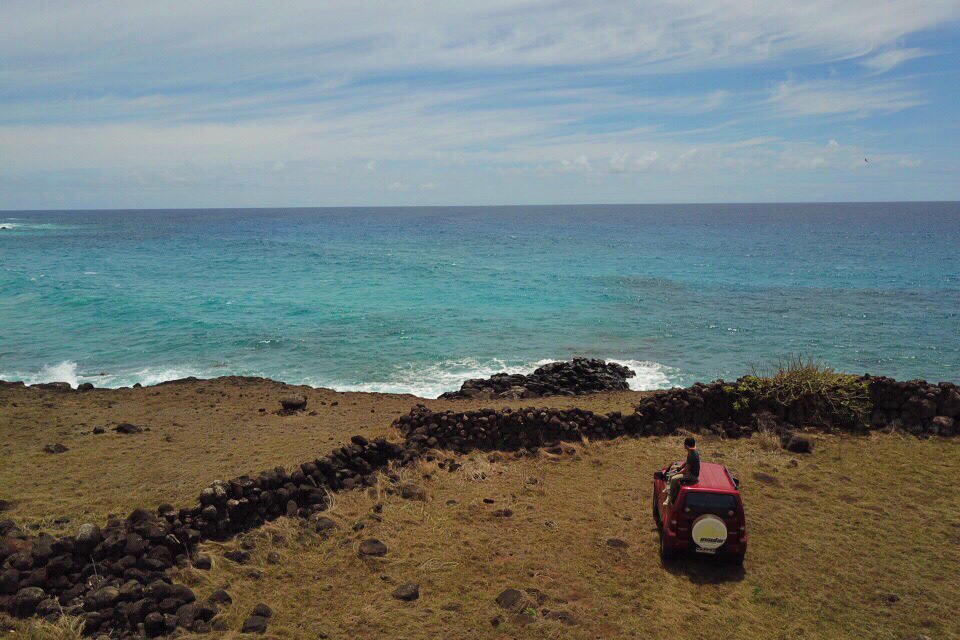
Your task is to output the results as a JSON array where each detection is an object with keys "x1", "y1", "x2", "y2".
[{"x1": 686, "y1": 448, "x2": 701, "y2": 477}]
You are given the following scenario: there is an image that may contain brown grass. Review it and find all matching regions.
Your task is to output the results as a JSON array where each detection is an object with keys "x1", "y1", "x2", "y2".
[
  {"x1": 2, "y1": 380, "x2": 959, "y2": 639},
  {"x1": 0, "y1": 378, "x2": 643, "y2": 529}
]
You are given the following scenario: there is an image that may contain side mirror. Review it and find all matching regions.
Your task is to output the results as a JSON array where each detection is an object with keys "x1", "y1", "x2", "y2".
[
  {"x1": 654, "y1": 471, "x2": 666, "y2": 481},
  {"x1": 733, "y1": 477, "x2": 741, "y2": 490}
]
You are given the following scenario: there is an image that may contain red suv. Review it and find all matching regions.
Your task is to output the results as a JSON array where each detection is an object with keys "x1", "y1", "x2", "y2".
[{"x1": 652, "y1": 461, "x2": 747, "y2": 564}]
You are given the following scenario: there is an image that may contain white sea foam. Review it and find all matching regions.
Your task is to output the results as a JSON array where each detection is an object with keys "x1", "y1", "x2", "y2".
[
  {"x1": 312, "y1": 357, "x2": 678, "y2": 398},
  {"x1": 6, "y1": 360, "x2": 82, "y2": 388},
  {"x1": 2, "y1": 357, "x2": 679, "y2": 397}
]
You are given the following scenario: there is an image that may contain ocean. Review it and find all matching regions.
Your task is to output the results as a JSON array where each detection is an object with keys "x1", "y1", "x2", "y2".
[{"x1": 1, "y1": 203, "x2": 958, "y2": 396}]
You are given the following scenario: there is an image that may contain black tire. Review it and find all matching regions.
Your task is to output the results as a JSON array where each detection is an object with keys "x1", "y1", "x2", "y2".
[
  {"x1": 652, "y1": 488, "x2": 662, "y2": 529},
  {"x1": 728, "y1": 552, "x2": 745, "y2": 566},
  {"x1": 659, "y1": 532, "x2": 676, "y2": 563}
]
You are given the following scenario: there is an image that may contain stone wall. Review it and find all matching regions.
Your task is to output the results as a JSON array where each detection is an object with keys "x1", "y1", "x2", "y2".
[
  {"x1": 0, "y1": 437, "x2": 417, "y2": 638},
  {"x1": 400, "y1": 376, "x2": 960, "y2": 453}
]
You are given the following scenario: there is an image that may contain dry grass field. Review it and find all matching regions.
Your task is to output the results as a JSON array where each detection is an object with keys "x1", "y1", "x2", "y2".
[{"x1": 2, "y1": 379, "x2": 959, "y2": 639}]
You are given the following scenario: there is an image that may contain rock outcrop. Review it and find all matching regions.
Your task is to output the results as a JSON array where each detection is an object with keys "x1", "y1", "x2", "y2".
[{"x1": 439, "y1": 358, "x2": 635, "y2": 399}]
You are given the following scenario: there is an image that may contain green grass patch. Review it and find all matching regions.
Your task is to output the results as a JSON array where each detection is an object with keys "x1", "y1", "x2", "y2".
[{"x1": 733, "y1": 356, "x2": 872, "y2": 427}]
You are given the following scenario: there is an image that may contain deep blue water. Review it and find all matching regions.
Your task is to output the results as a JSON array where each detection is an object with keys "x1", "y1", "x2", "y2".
[{"x1": 1, "y1": 204, "x2": 958, "y2": 396}]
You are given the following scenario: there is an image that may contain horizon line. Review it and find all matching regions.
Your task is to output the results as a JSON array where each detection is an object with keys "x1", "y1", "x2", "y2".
[{"x1": 4, "y1": 199, "x2": 960, "y2": 214}]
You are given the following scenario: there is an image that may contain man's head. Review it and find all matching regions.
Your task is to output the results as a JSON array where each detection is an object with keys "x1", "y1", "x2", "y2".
[{"x1": 684, "y1": 436, "x2": 696, "y2": 450}]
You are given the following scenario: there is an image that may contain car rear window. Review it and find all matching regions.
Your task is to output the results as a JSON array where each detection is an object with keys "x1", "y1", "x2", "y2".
[{"x1": 683, "y1": 492, "x2": 737, "y2": 511}]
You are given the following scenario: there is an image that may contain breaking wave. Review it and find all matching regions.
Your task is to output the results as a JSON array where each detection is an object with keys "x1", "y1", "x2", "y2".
[{"x1": 1, "y1": 357, "x2": 679, "y2": 398}]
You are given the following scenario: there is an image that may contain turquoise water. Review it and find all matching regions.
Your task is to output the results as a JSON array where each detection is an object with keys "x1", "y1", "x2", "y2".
[{"x1": 1, "y1": 204, "x2": 958, "y2": 396}]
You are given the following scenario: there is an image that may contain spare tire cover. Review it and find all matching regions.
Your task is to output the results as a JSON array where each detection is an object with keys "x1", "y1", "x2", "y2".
[{"x1": 691, "y1": 514, "x2": 728, "y2": 550}]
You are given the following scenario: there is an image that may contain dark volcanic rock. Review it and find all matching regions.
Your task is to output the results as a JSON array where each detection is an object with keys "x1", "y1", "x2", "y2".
[
  {"x1": 42, "y1": 443, "x2": 69, "y2": 454},
  {"x1": 399, "y1": 483, "x2": 427, "y2": 501},
  {"x1": 251, "y1": 603, "x2": 272, "y2": 618},
  {"x1": 241, "y1": 614, "x2": 269, "y2": 634},
  {"x1": 358, "y1": 539, "x2": 388, "y2": 557},
  {"x1": 208, "y1": 589, "x2": 232, "y2": 606},
  {"x1": 495, "y1": 588, "x2": 525, "y2": 610},
  {"x1": 278, "y1": 395, "x2": 307, "y2": 412},
  {"x1": 392, "y1": 583, "x2": 420, "y2": 601},
  {"x1": 785, "y1": 435, "x2": 814, "y2": 454},
  {"x1": 313, "y1": 517, "x2": 338, "y2": 535},
  {"x1": 114, "y1": 423, "x2": 143, "y2": 434},
  {"x1": 223, "y1": 550, "x2": 251, "y2": 564},
  {"x1": 440, "y1": 358, "x2": 635, "y2": 399},
  {"x1": 12, "y1": 587, "x2": 46, "y2": 616}
]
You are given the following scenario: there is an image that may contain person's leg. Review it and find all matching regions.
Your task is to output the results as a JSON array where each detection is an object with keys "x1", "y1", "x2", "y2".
[{"x1": 667, "y1": 475, "x2": 682, "y2": 504}]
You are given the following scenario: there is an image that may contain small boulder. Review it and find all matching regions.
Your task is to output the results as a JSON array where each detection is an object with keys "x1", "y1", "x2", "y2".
[
  {"x1": 313, "y1": 516, "x2": 338, "y2": 535},
  {"x1": 785, "y1": 435, "x2": 813, "y2": 454},
  {"x1": 931, "y1": 415, "x2": 955, "y2": 433},
  {"x1": 399, "y1": 483, "x2": 427, "y2": 501},
  {"x1": 251, "y1": 603, "x2": 272, "y2": 618},
  {"x1": 114, "y1": 423, "x2": 143, "y2": 434},
  {"x1": 241, "y1": 614, "x2": 269, "y2": 634},
  {"x1": 223, "y1": 550, "x2": 250, "y2": 564},
  {"x1": 12, "y1": 587, "x2": 47, "y2": 616},
  {"x1": 392, "y1": 583, "x2": 420, "y2": 601},
  {"x1": 73, "y1": 523, "x2": 102, "y2": 555},
  {"x1": 279, "y1": 395, "x2": 307, "y2": 412},
  {"x1": 208, "y1": 589, "x2": 232, "y2": 606},
  {"x1": 42, "y1": 443, "x2": 68, "y2": 454},
  {"x1": 192, "y1": 553, "x2": 212, "y2": 570},
  {"x1": 358, "y1": 539, "x2": 388, "y2": 557},
  {"x1": 494, "y1": 588, "x2": 525, "y2": 610},
  {"x1": 143, "y1": 611, "x2": 165, "y2": 637}
]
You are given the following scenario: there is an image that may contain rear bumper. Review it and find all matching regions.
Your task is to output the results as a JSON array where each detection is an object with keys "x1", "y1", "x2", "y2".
[{"x1": 663, "y1": 529, "x2": 748, "y2": 555}]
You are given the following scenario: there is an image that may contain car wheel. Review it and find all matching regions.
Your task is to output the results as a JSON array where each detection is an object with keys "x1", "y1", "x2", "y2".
[{"x1": 659, "y1": 532, "x2": 676, "y2": 563}]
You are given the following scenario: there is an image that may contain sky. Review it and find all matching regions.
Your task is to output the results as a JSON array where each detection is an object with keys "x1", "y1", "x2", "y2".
[{"x1": 1, "y1": 0, "x2": 959, "y2": 209}]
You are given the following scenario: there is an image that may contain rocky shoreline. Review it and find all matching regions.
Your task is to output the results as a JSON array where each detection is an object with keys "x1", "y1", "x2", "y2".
[
  {"x1": 439, "y1": 358, "x2": 635, "y2": 399},
  {"x1": 1, "y1": 366, "x2": 958, "y2": 637}
]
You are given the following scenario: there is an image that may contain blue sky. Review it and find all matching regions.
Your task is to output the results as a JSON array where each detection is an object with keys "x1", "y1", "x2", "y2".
[{"x1": 1, "y1": 0, "x2": 959, "y2": 209}]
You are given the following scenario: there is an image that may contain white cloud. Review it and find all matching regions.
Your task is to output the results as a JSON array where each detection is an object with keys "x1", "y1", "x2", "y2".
[
  {"x1": 861, "y1": 47, "x2": 930, "y2": 74},
  {"x1": 767, "y1": 78, "x2": 926, "y2": 118},
  {"x1": 0, "y1": 0, "x2": 955, "y2": 206}
]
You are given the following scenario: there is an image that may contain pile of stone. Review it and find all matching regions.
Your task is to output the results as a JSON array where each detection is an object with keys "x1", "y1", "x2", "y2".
[
  {"x1": 1, "y1": 436, "x2": 416, "y2": 638},
  {"x1": 624, "y1": 376, "x2": 959, "y2": 438},
  {"x1": 180, "y1": 436, "x2": 411, "y2": 540},
  {"x1": 397, "y1": 404, "x2": 625, "y2": 453},
  {"x1": 439, "y1": 358, "x2": 635, "y2": 399},
  {"x1": 864, "y1": 376, "x2": 959, "y2": 435},
  {"x1": 403, "y1": 376, "x2": 960, "y2": 453}
]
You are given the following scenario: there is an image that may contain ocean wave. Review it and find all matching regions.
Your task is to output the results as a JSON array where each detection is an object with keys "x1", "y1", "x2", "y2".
[
  {"x1": 0, "y1": 220, "x2": 77, "y2": 231},
  {"x1": 309, "y1": 357, "x2": 677, "y2": 398},
  {"x1": 0, "y1": 361, "x2": 221, "y2": 389},
  {"x1": 1, "y1": 357, "x2": 678, "y2": 397}
]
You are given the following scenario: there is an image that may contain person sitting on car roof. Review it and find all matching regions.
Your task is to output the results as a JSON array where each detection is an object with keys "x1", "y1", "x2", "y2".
[{"x1": 664, "y1": 436, "x2": 701, "y2": 506}]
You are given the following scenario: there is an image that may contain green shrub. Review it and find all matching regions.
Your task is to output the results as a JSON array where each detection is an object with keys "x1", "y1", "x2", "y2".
[{"x1": 734, "y1": 356, "x2": 872, "y2": 427}]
